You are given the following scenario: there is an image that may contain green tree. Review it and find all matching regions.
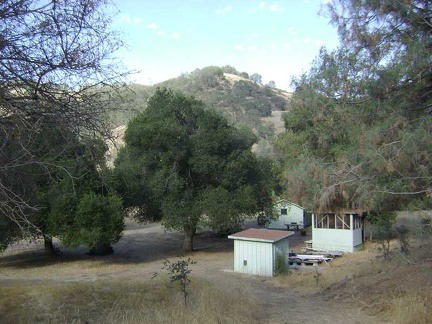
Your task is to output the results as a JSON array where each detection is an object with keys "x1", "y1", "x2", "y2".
[
  {"x1": 239, "y1": 72, "x2": 249, "y2": 79},
  {"x1": 160, "y1": 257, "x2": 197, "y2": 306},
  {"x1": 275, "y1": 0, "x2": 432, "y2": 214},
  {"x1": 221, "y1": 65, "x2": 238, "y2": 75},
  {"x1": 115, "y1": 88, "x2": 274, "y2": 251},
  {"x1": 0, "y1": 0, "x2": 127, "y2": 242},
  {"x1": 267, "y1": 81, "x2": 276, "y2": 88},
  {"x1": 31, "y1": 121, "x2": 124, "y2": 255},
  {"x1": 325, "y1": 0, "x2": 432, "y2": 212},
  {"x1": 250, "y1": 73, "x2": 263, "y2": 84},
  {"x1": 62, "y1": 192, "x2": 124, "y2": 255}
]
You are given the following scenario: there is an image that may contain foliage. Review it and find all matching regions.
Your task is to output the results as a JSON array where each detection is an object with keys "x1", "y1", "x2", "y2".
[
  {"x1": 60, "y1": 192, "x2": 123, "y2": 250},
  {"x1": 274, "y1": 0, "x2": 432, "y2": 215},
  {"x1": 104, "y1": 83, "x2": 153, "y2": 127},
  {"x1": 37, "y1": 130, "x2": 124, "y2": 253},
  {"x1": 420, "y1": 215, "x2": 432, "y2": 238},
  {"x1": 239, "y1": 71, "x2": 249, "y2": 79},
  {"x1": 153, "y1": 65, "x2": 290, "y2": 153},
  {"x1": 0, "y1": 0, "x2": 127, "y2": 242},
  {"x1": 395, "y1": 225, "x2": 410, "y2": 254},
  {"x1": 274, "y1": 252, "x2": 289, "y2": 276},
  {"x1": 190, "y1": 66, "x2": 224, "y2": 89},
  {"x1": 0, "y1": 113, "x2": 124, "y2": 253},
  {"x1": 369, "y1": 212, "x2": 396, "y2": 259},
  {"x1": 115, "y1": 88, "x2": 275, "y2": 251},
  {"x1": 267, "y1": 81, "x2": 276, "y2": 88},
  {"x1": 160, "y1": 257, "x2": 197, "y2": 306},
  {"x1": 250, "y1": 73, "x2": 263, "y2": 84}
]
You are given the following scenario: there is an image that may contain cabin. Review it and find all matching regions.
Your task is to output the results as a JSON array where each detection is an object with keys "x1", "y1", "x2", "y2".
[
  {"x1": 228, "y1": 228, "x2": 294, "y2": 277},
  {"x1": 266, "y1": 200, "x2": 311, "y2": 230},
  {"x1": 311, "y1": 211, "x2": 366, "y2": 252}
]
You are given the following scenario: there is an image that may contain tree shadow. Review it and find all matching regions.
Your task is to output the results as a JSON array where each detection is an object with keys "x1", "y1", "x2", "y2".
[{"x1": 0, "y1": 227, "x2": 234, "y2": 270}]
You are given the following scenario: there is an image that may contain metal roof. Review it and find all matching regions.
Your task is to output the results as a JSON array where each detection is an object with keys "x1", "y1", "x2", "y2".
[{"x1": 228, "y1": 228, "x2": 294, "y2": 243}]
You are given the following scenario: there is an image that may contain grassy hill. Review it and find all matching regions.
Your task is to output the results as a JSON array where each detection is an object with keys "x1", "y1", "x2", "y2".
[{"x1": 105, "y1": 66, "x2": 291, "y2": 159}]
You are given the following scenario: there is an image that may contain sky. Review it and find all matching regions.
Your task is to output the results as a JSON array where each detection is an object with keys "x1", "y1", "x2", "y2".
[{"x1": 112, "y1": 0, "x2": 340, "y2": 91}]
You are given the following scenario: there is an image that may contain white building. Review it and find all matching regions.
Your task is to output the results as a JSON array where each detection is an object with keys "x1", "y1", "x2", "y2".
[
  {"x1": 266, "y1": 200, "x2": 312, "y2": 230},
  {"x1": 228, "y1": 228, "x2": 294, "y2": 277},
  {"x1": 311, "y1": 211, "x2": 366, "y2": 252}
]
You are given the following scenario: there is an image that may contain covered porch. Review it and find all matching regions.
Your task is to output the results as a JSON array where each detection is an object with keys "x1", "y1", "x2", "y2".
[{"x1": 311, "y1": 211, "x2": 366, "y2": 252}]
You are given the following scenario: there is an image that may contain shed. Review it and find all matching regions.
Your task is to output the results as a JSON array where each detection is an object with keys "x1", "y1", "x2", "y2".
[
  {"x1": 311, "y1": 211, "x2": 366, "y2": 252},
  {"x1": 266, "y1": 200, "x2": 312, "y2": 230},
  {"x1": 228, "y1": 228, "x2": 294, "y2": 276}
]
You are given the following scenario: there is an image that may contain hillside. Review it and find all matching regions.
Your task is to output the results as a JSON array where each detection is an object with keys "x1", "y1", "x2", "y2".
[{"x1": 105, "y1": 66, "x2": 292, "y2": 163}]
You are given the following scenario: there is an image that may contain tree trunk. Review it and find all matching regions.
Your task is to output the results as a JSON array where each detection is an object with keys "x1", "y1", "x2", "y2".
[
  {"x1": 182, "y1": 225, "x2": 196, "y2": 252},
  {"x1": 43, "y1": 235, "x2": 56, "y2": 256}
]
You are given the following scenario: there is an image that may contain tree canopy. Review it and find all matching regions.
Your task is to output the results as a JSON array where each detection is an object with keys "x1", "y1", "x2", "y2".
[
  {"x1": 275, "y1": 0, "x2": 432, "y2": 214},
  {"x1": 0, "y1": 116, "x2": 124, "y2": 254},
  {"x1": 115, "y1": 88, "x2": 274, "y2": 251},
  {"x1": 0, "y1": 0, "x2": 127, "y2": 248},
  {"x1": 250, "y1": 73, "x2": 263, "y2": 84}
]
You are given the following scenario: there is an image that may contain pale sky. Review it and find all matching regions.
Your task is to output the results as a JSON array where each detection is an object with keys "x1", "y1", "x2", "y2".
[{"x1": 112, "y1": 0, "x2": 339, "y2": 91}]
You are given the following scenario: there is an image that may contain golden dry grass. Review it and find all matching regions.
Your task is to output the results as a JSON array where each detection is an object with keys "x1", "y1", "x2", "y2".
[
  {"x1": 0, "y1": 277, "x2": 258, "y2": 324},
  {"x1": 275, "y1": 239, "x2": 432, "y2": 323},
  {"x1": 277, "y1": 243, "x2": 380, "y2": 291},
  {"x1": 389, "y1": 289, "x2": 432, "y2": 324},
  {"x1": 2, "y1": 218, "x2": 431, "y2": 324}
]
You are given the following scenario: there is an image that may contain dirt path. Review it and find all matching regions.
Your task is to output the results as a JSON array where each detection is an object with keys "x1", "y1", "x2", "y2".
[{"x1": 0, "y1": 219, "x2": 380, "y2": 323}]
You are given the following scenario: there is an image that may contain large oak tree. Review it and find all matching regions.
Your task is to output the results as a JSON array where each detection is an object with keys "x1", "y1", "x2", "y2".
[{"x1": 115, "y1": 88, "x2": 274, "y2": 251}]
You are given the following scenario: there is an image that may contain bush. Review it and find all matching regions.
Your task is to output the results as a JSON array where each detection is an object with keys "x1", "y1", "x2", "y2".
[
  {"x1": 395, "y1": 225, "x2": 410, "y2": 254},
  {"x1": 212, "y1": 222, "x2": 242, "y2": 237},
  {"x1": 369, "y1": 212, "x2": 397, "y2": 259},
  {"x1": 274, "y1": 252, "x2": 289, "y2": 276}
]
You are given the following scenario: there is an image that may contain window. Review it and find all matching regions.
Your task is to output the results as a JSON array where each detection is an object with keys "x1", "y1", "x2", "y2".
[
  {"x1": 280, "y1": 208, "x2": 287, "y2": 215},
  {"x1": 315, "y1": 213, "x2": 355, "y2": 229},
  {"x1": 353, "y1": 215, "x2": 361, "y2": 229},
  {"x1": 336, "y1": 214, "x2": 350, "y2": 229},
  {"x1": 328, "y1": 214, "x2": 335, "y2": 228},
  {"x1": 344, "y1": 214, "x2": 351, "y2": 229},
  {"x1": 315, "y1": 214, "x2": 328, "y2": 228}
]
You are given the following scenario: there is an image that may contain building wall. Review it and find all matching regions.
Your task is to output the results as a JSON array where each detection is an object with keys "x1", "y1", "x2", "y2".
[
  {"x1": 232, "y1": 238, "x2": 290, "y2": 276},
  {"x1": 312, "y1": 214, "x2": 363, "y2": 252},
  {"x1": 233, "y1": 240, "x2": 273, "y2": 276},
  {"x1": 267, "y1": 201, "x2": 306, "y2": 229},
  {"x1": 352, "y1": 227, "x2": 363, "y2": 247},
  {"x1": 312, "y1": 228, "x2": 356, "y2": 252}
]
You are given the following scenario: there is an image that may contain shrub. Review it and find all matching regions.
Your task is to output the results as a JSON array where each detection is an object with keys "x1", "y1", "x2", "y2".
[{"x1": 274, "y1": 252, "x2": 289, "y2": 276}]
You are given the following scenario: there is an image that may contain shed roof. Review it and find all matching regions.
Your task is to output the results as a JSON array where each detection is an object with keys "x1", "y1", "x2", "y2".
[
  {"x1": 275, "y1": 199, "x2": 305, "y2": 210},
  {"x1": 228, "y1": 228, "x2": 294, "y2": 243}
]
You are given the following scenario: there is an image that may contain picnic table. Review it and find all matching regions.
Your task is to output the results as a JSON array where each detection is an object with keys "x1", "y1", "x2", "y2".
[{"x1": 286, "y1": 223, "x2": 300, "y2": 231}]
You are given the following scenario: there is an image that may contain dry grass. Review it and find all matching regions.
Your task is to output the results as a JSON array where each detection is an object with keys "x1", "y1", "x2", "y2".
[
  {"x1": 0, "y1": 276, "x2": 258, "y2": 324},
  {"x1": 277, "y1": 243, "x2": 381, "y2": 292},
  {"x1": 2, "y1": 218, "x2": 431, "y2": 324},
  {"x1": 276, "y1": 239, "x2": 432, "y2": 323},
  {"x1": 389, "y1": 289, "x2": 432, "y2": 324}
]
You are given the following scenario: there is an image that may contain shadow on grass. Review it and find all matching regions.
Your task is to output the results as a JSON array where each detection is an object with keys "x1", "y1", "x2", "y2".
[{"x1": 0, "y1": 228, "x2": 234, "y2": 270}]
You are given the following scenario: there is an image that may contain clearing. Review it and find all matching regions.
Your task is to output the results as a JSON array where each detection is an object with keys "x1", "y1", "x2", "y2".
[{"x1": 1, "y1": 218, "x2": 430, "y2": 323}]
